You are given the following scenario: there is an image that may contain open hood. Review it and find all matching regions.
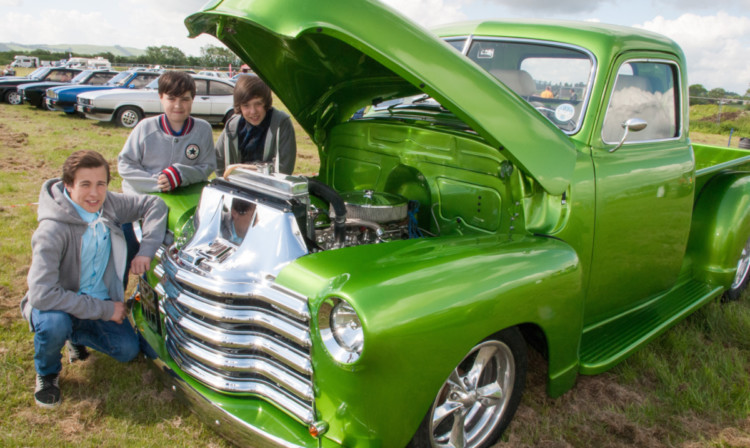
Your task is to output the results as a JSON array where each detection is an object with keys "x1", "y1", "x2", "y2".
[{"x1": 186, "y1": 0, "x2": 576, "y2": 194}]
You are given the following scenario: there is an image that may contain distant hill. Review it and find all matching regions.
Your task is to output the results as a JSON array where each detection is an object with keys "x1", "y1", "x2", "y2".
[{"x1": 0, "y1": 42, "x2": 145, "y2": 57}]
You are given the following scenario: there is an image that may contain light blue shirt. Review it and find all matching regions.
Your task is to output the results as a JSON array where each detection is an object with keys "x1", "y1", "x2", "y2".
[{"x1": 64, "y1": 189, "x2": 111, "y2": 300}]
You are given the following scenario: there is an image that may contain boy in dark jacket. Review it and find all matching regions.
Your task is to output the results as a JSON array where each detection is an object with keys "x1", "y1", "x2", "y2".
[{"x1": 22, "y1": 150, "x2": 167, "y2": 408}]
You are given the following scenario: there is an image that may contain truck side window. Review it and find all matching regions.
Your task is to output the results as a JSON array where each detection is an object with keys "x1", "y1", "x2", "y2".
[{"x1": 602, "y1": 61, "x2": 679, "y2": 143}]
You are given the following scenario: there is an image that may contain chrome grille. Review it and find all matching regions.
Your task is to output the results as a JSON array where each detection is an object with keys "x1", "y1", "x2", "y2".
[{"x1": 156, "y1": 249, "x2": 314, "y2": 424}]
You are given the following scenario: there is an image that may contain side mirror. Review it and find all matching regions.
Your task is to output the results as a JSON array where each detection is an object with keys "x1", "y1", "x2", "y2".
[
  {"x1": 128, "y1": 84, "x2": 135, "y2": 88},
  {"x1": 609, "y1": 118, "x2": 647, "y2": 153}
]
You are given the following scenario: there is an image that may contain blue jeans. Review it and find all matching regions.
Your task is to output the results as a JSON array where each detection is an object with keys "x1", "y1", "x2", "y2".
[{"x1": 31, "y1": 307, "x2": 140, "y2": 376}]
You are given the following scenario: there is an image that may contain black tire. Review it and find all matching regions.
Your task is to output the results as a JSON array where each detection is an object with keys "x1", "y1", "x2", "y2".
[
  {"x1": 5, "y1": 89, "x2": 21, "y2": 105},
  {"x1": 724, "y1": 237, "x2": 750, "y2": 302},
  {"x1": 115, "y1": 106, "x2": 143, "y2": 128},
  {"x1": 408, "y1": 327, "x2": 527, "y2": 448}
]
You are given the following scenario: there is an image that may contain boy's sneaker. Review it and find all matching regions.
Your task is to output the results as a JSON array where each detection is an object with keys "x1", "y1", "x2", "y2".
[
  {"x1": 66, "y1": 341, "x2": 89, "y2": 363},
  {"x1": 34, "y1": 373, "x2": 60, "y2": 408}
]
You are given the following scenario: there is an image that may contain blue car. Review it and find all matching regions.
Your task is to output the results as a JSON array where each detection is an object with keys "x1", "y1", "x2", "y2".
[
  {"x1": 18, "y1": 69, "x2": 118, "y2": 109},
  {"x1": 46, "y1": 69, "x2": 162, "y2": 114}
]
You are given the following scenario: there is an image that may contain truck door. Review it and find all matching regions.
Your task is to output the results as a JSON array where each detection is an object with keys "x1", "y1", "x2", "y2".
[{"x1": 585, "y1": 56, "x2": 694, "y2": 324}]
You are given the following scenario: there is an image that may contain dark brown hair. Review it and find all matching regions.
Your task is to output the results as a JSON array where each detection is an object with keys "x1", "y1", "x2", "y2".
[
  {"x1": 62, "y1": 150, "x2": 111, "y2": 185},
  {"x1": 158, "y1": 71, "x2": 196, "y2": 98},
  {"x1": 233, "y1": 75, "x2": 272, "y2": 115}
]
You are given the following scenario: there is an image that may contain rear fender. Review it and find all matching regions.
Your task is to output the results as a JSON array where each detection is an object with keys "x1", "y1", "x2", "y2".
[{"x1": 688, "y1": 172, "x2": 750, "y2": 287}]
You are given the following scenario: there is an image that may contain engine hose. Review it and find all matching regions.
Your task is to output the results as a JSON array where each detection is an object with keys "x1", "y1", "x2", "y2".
[{"x1": 307, "y1": 178, "x2": 347, "y2": 245}]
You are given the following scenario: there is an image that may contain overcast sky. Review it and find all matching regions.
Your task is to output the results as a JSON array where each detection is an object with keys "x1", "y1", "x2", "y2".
[{"x1": 1, "y1": 0, "x2": 748, "y2": 94}]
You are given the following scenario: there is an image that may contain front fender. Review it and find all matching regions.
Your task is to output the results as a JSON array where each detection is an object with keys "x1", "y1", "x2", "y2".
[
  {"x1": 276, "y1": 233, "x2": 583, "y2": 447},
  {"x1": 688, "y1": 172, "x2": 750, "y2": 287}
]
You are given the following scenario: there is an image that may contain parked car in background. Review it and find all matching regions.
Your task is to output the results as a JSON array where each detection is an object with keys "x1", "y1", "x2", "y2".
[
  {"x1": 0, "y1": 67, "x2": 82, "y2": 105},
  {"x1": 46, "y1": 69, "x2": 162, "y2": 114},
  {"x1": 77, "y1": 73, "x2": 236, "y2": 127},
  {"x1": 18, "y1": 69, "x2": 118, "y2": 109},
  {"x1": 198, "y1": 70, "x2": 230, "y2": 78},
  {"x1": 231, "y1": 72, "x2": 258, "y2": 81}
]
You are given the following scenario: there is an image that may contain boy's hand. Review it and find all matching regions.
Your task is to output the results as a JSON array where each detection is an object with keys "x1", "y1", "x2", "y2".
[
  {"x1": 110, "y1": 301, "x2": 127, "y2": 324},
  {"x1": 157, "y1": 173, "x2": 172, "y2": 192},
  {"x1": 130, "y1": 255, "x2": 151, "y2": 275}
]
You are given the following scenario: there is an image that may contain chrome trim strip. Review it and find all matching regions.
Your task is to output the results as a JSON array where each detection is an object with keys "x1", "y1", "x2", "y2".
[
  {"x1": 154, "y1": 263, "x2": 165, "y2": 280},
  {"x1": 147, "y1": 355, "x2": 307, "y2": 448},
  {"x1": 164, "y1": 300, "x2": 312, "y2": 375},
  {"x1": 155, "y1": 246, "x2": 165, "y2": 262},
  {"x1": 167, "y1": 320, "x2": 313, "y2": 401},
  {"x1": 166, "y1": 336, "x2": 314, "y2": 424},
  {"x1": 163, "y1": 255, "x2": 309, "y2": 321},
  {"x1": 170, "y1": 290, "x2": 310, "y2": 347}
]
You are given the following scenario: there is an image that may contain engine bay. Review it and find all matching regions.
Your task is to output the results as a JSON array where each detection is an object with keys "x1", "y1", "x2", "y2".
[{"x1": 170, "y1": 166, "x2": 423, "y2": 280}]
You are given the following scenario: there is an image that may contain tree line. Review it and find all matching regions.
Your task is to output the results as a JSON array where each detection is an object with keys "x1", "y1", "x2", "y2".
[
  {"x1": 0, "y1": 44, "x2": 242, "y2": 70},
  {"x1": 689, "y1": 84, "x2": 750, "y2": 105}
]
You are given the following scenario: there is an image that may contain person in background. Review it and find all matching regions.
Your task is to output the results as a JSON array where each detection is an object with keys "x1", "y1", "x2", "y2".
[
  {"x1": 215, "y1": 75, "x2": 296, "y2": 177},
  {"x1": 540, "y1": 85, "x2": 555, "y2": 99},
  {"x1": 118, "y1": 71, "x2": 216, "y2": 194},
  {"x1": 21, "y1": 150, "x2": 167, "y2": 408}
]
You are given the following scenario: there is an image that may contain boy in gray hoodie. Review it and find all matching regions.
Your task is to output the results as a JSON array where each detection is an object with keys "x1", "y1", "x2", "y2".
[{"x1": 22, "y1": 150, "x2": 167, "y2": 408}]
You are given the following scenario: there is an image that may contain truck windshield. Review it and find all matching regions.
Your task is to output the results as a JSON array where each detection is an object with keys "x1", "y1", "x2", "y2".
[
  {"x1": 355, "y1": 38, "x2": 595, "y2": 135},
  {"x1": 466, "y1": 39, "x2": 594, "y2": 133}
]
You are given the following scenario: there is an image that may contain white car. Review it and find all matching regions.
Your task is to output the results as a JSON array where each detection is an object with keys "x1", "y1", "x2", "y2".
[
  {"x1": 76, "y1": 74, "x2": 236, "y2": 127},
  {"x1": 198, "y1": 70, "x2": 230, "y2": 78}
]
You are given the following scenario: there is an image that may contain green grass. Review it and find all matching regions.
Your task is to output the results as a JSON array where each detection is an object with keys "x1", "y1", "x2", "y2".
[
  {"x1": 690, "y1": 104, "x2": 750, "y2": 137},
  {"x1": 2, "y1": 99, "x2": 750, "y2": 447}
]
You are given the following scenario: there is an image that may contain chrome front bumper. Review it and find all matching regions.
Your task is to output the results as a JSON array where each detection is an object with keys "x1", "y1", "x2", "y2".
[{"x1": 147, "y1": 354, "x2": 308, "y2": 448}]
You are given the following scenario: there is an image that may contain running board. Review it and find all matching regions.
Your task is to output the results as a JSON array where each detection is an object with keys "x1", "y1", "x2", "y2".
[{"x1": 579, "y1": 279, "x2": 723, "y2": 375}]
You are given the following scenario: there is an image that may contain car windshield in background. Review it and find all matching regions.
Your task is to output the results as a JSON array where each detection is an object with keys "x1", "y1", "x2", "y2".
[
  {"x1": 29, "y1": 67, "x2": 50, "y2": 79},
  {"x1": 106, "y1": 71, "x2": 133, "y2": 86},
  {"x1": 71, "y1": 71, "x2": 90, "y2": 84},
  {"x1": 466, "y1": 39, "x2": 594, "y2": 133}
]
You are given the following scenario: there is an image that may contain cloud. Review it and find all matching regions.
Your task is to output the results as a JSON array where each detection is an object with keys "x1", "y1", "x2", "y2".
[
  {"x1": 476, "y1": 0, "x2": 611, "y2": 14},
  {"x1": 0, "y1": 10, "x2": 118, "y2": 45},
  {"x1": 379, "y1": 0, "x2": 469, "y2": 28},
  {"x1": 636, "y1": 12, "x2": 750, "y2": 93}
]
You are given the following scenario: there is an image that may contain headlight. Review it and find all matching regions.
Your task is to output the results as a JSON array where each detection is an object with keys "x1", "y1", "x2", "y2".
[{"x1": 319, "y1": 297, "x2": 364, "y2": 364}]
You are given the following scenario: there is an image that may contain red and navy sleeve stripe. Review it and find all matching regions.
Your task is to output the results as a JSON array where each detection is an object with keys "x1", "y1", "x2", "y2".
[{"x1": 161, "y1": 165, "x2": 182, "y2": 190}]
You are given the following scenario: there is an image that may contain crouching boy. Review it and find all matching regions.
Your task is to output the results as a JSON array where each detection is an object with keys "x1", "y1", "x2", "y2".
[{"x1": 21, "y1": 150, "x2": 167, "y2": 408}]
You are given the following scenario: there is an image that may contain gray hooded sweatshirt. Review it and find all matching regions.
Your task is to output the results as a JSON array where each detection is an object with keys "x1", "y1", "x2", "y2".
[{"x1": 21, "y1": 179, "x2": 167, "y2": 327}]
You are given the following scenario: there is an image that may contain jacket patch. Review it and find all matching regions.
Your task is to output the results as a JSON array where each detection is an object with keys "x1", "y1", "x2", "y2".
[{"x1": 185, "y1": 144, "x2": 200, "y2": 160}]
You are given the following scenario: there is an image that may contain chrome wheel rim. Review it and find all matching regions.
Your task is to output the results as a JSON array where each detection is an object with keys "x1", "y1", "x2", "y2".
[
  {"x1": 429, "y1": 340, "x2": 515, "y2": 448},
  {"x1": 731, "y1": 239, "x2": 750, "y2": 290},
  {"x1": 120, "y1": 110, "x2": 140, "y2": 127},
  {"x1": 7, "y1": 91, "x2": 21, "y2": 105}
]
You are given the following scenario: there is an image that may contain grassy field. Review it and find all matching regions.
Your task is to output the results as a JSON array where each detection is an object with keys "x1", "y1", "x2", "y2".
[{"x1": 1, "y1": 94, "x2": 750, "y2": 447}]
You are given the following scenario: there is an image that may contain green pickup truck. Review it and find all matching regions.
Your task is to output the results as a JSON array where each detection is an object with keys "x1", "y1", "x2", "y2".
[{"x1": 131, "y1": 0, "x2": 750, "y2": 447}]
